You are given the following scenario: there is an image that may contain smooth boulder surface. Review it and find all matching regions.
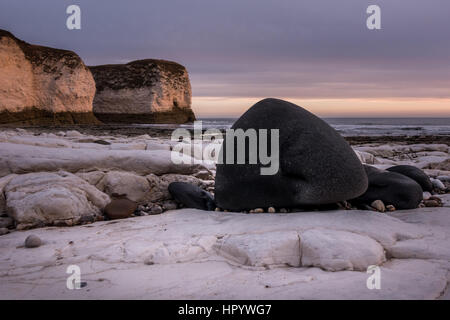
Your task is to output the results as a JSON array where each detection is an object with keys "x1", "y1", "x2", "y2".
[
  {"x1": 4, "y1": 171, "x2": 110, "y2": 229},
  {"x1": 387, "y1": 165, "x2": 433, "y2": 192},
  {"x1": 215, "y1": 98, "x2": 368, "y2": 211},
  {"x1": 352, "y1": 165, "x2": 423, "y2": 210},
  {"x1": 104, "y1": 198, "x2": 137, "y2": 220},
  {"x1": 168, "y1": 182, "x2": 216, "y2": 211}
]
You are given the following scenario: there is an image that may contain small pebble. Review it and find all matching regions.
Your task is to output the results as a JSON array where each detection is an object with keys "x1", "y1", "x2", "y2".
[
  {"x1": 215, "y1": 207, "x2": 222, "y2": 212},
  {"x1": 0, "y1": 228, "x2": 9, "y2": 236},
  {"x1": 386, "y1": 205, "x2": 396, "y2": 212},
  {"x1": 253, "y1": 208, "x2": 264, "y2": 213},
  {"x1": 279, "y1": 208, "x2": 288, "y2": 213},
  {"x1": 268, "y1": 207, "x2": 276, "y2": 213},
  {"x1": 370, "y1": 200, "x2": 386, "y2": 213},
  {"x1": 149, "y1": 205, "x2": 163, "y2": 215},
  {"x1": 422, "y1": 192, "x2": 432, "y2": 200},
  {"x1": 162, "y1": 201, "x2": 178, "y2": 211},
  {"x1": 424, "y1": 198, "x2": 442, "y2": 207},
  {"x1": 25, "y1": 235, "x2": 41, "y2": 248}
]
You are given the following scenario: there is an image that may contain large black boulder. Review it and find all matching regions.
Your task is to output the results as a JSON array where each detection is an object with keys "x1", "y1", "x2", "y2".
[
  {"x1": 387, "y1": 165, "x2": 432, "y2": 192},
  {"x1": 352, "y1": 165, "x2": 423, "y2": 209},
  {"x1": 168, "y1": 182, "x2": 216, "y2": 211},
  {"x1": 214, "y1": 98, "x2": 368, "y2": 211}
]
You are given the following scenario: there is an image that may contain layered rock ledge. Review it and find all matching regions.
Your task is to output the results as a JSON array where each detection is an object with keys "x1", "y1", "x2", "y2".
[
  {"x1": 1, "y1": 203, "x2": 449, "y2": 299},
  {"x1": 0, "y1": 30, "x2": 99, "y2": 125},
  {"x1": 89, "y1": 59, "x2": 195, "y2": 124}
]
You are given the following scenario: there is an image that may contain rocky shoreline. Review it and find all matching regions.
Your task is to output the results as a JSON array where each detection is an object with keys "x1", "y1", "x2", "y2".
[
  {"x1": 0, "y1": 125, "x2": 448, "y2": 229},
  {"x1": 0, "y1": 121, "x2": 449, "y2": 298},
  {"x1": 2, "y1": 123, "x2": 449, "y2": 145}
]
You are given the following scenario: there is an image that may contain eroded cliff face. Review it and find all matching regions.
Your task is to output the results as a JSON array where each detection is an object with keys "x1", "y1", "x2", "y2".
[
  {"x1": 89, "y1": 59, "x2": 195, "y2": 124},
  {"x1": 0, "y1": 29, "x2": 99, "y2": 125}
]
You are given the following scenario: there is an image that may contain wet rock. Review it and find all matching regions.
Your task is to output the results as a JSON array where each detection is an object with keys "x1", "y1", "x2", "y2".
[{"x1": 0, "y1": 227, "x2": 9, "y2": 236}]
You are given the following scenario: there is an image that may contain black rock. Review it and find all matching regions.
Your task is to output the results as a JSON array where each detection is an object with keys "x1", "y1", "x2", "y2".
[
  {"x1": 214, "y1": 98, "x2": 368, "y2": 211},
  {"x1": 168, "y1": 182, "x2": 216, "y2": 211},
  {"x1": 352, "y1": 165, "x2": 423, "y2": 210},
  {"x1": 387, "y1": 165, "x2": 432, "y2": 192}
]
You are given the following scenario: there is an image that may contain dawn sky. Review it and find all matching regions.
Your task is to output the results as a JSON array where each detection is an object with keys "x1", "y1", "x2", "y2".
[{"x1": 1, "y1": 0, "x2": 449, "y2": 117}]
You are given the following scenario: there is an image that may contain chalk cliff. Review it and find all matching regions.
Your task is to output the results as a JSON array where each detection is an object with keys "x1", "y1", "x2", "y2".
[
  {"x1": 0, "y1": 30, "x2": 98, "y2": 125},
  {"x1": 89, "y1": 59, "x2": 195, "y2": 124}
]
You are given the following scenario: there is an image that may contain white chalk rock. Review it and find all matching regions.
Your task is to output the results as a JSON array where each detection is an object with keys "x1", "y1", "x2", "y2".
[
  {"x1": 423, "y1": 192, "x2": 432, "y2": 201},
  {"x1": 0, "y1": 30, "x2": 97, "y2": 125},
  {"x1": 213, "y1": 231, "x2": 301, "y2": 267},
  {"x1": 300, "y1": 229, "x2": 386, "y2": 271},
  {"x1": 354, "y1": 150, "x2": 380, "y2": 165},
  {"x1": 4, "y1": 171, "x2": 110, "y2": 228},
  {"x1": 96, "y1": 171, "x2": 150, "y2": 203},
  {"x1": 0, "y1": 142, "x2": 205, "y2": 177},
  {"x1": 75, "y1": 171, "x2": 105, "y2": 186}
]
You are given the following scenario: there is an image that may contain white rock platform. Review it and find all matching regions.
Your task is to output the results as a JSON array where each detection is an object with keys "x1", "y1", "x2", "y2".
[{"x1": 1, "y1": 198, "x2": 449, "y2": 300}]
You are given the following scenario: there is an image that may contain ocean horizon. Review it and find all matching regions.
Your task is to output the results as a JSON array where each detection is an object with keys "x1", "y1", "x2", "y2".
[{"x1": 152, "y1": 117, "x2": 450, "y2": 136}]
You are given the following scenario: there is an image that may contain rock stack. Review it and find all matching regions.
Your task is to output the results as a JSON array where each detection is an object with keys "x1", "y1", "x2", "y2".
[
  {"x1": 89, "y1": 59, "x2": 196, "y2": 124},
  {"x1": 0, "y1": 30, "x2": 99, "y2": 125}
]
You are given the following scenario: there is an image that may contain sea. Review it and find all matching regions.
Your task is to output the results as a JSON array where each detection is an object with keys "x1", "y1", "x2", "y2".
[{"x1": 138, "y1": 118, "x2": 450, "y2": 137}]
